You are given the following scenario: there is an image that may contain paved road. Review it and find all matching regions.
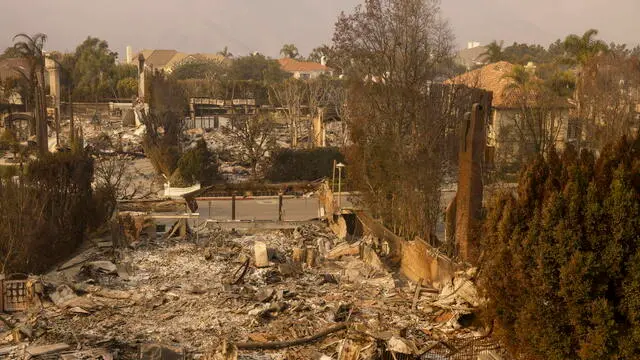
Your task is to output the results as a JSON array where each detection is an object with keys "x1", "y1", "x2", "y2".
[
  {"x1": 196, "y1": 197, "x2": 321, "y2": 221},
  {"x1": 153, "y1": 194, "x2": 357, "y2": 232}
]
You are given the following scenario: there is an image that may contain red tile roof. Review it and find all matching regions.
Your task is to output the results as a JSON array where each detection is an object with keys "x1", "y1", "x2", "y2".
[
  {"x1": 445, "y1": 61, "x2": 570, "y2": 109},
  {"x1": 278, "y1": 58, "x2": 329, "y2": 73}
]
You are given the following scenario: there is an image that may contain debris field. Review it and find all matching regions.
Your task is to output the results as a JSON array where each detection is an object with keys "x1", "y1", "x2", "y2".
[{"x1": 0, "y1": 223, "x2": 502, "y2": 359}]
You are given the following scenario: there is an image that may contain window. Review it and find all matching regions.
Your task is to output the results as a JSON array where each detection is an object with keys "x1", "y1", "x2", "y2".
[{"x1": 567, "y1": 118, "x2": 581, "y2": 141}]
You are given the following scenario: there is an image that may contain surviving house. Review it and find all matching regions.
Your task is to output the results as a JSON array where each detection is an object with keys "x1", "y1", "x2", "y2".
[
  {"x1": 133, "y1": 49, "x2": 225, "y2": 74},
  {"x1": 278, "y1": 58, "x2": 332, "y2": 80},
  {"x1": 135, "y1": 49, "x2": 181, "y2": 72},
  {"x1": 454, "y1": 42, "x2": 489, "y2": 71},
  {"x1": 447, "y1": 61, "x2": 573, "y2": 170},
  {"x1": 166, "y1": 53, "x2": 227, "y2": 72}
]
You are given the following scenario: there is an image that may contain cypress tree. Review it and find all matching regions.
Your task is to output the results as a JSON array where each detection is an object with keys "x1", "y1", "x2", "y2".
[{"x1": 481, "y1": 135, "x2": 640, "y2": 359}]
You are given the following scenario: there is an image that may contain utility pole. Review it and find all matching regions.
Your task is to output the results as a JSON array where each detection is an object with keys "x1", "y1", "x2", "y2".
[
  {"x1": 332, "y1": 160, "x2": 337, "y2": 193},
  {"x1": 336, "y1": 162, "x2": 345, "y2": 209}
]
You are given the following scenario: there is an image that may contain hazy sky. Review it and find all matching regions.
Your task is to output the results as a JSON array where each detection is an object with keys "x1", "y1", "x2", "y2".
[{"x1": 1, "y1": 0, "x2": 639, "y2": 60}]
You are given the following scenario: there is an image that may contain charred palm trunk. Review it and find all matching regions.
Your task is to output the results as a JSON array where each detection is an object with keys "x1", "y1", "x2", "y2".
[
  {"x1": 36, "y1": 69, "x2": 48, "y2": 155},
  {"x1": 29, "y1": 73, "x2": 37, "y2": 137},
  {"x1": 69, "y1": 87, "x2": 74, "y2": 144}
]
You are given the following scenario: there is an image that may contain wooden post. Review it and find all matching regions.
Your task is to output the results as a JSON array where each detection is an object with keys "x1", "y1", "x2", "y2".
[
  {"x1": 337, "y1": 166, "x2": 343, "y2": 209},
  {"x1": 232, "y1": 194, "x2": 236, "y2": 220},
  {"x1": 292, "y1": 247, "x2": 306, "y2": 264},
  {"x1": 54, "y1": 107, "x2": 60, "y2": 147},
  {"x1": 0, "y1": 276, "x2": 4, "y2": 312},
  {"x1": 306, "y1": 247, "x2": 316, "y2": 268},
  {"x1": 179, "y1": 219, "x2": 187, "y2": 237},
  {"x1": 69, "y1": 89, "x2": 74, "y2": 144},
  {"x1": 412, "y1": 278, "x2": 423, "y2": 311},
  {"x1": 208, "y1": 201, "x2": 212, "y2": 218},
  {"x1": 189, "y1": 100, "x2": 195, "y2": 129},
  {"x1": 278, "y1": 193, "x2": 283, "y2": 221}
]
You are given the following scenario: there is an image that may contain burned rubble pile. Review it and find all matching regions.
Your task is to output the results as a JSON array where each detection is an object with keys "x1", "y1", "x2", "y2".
[{"x1": 0, "y1": 223, "x2": 504, "y2": 359}]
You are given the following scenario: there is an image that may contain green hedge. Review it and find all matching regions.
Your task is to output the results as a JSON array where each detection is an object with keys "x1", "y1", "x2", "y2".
[
  {"x1": 266, "y1": 147, "x2": 345, "y2": 182},
  {"x1": 176, "y1": 139, "x2": 220, "y2": 186}
]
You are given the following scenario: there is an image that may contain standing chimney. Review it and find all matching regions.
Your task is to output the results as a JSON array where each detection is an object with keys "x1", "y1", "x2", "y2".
[
  {"x1": 126, "y1": 46, "x2": 133, "y2": 64},
  {"x1": 138, "y1": 53, "x2": 146, "y2": 101},
  {"x1": 45, "y1": 56, "x2": 61, "y2": 145}
]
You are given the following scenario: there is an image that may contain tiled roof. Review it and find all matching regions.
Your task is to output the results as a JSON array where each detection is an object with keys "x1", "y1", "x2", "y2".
[
  {"x1": 446, "y1": 61, "x2": 515, "y2": 107},
  {"x1": 134, "y1": 50, "x2": 229, "y2": 72},
  {"x1": 445, "y1": 61, "x2": 570, "y2": 109},
  {"x1": 163, "y1": 53, "x2": 189, "y2": 72},
  {"x1": 165, "y1": 53, "x2": 229, "y2": 73},
  {"x1": 278, "y1": 58, "x2": 329, "y2": 73},
  {"x1": 139, "y1": 50, "x2": 154, "y2": 61},
  {"x1": 134, "y1": 49, "x2": 180, "y2": 70}
]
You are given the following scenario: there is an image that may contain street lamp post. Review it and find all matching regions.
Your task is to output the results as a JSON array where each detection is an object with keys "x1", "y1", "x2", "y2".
[{"x1": 336, "y1": 162, "x2": 345, "y2": 209}]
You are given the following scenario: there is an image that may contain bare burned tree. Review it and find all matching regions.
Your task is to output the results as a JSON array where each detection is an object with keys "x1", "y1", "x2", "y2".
[
  {"x1": 333, "y1": 0, "x2": 454, "y2": 85},
  {"x1": 307, "y1": 77, "x2": 351, "y2": 146},
  {"x1": 502, "y1": 65, "x2": 566, "y2": 158},
  {"x1": 94, "y1": 155, "x2": 140, "y2": 200},
  {"x1": 333, "y1": 0, "x2": 459, "y2": 238},
  {"x1": 306, "y1": 78, "x2": 327, "y2": 146},
  {"x1": 222, "y1": 114, "x2": 277, "y2": 179},
  {"x1": 0, "y1": 180, "x2": 46, "y2": 273},
  {"x1": 307, "y1": 77, "x2": 329, "y2": 119},
  {"x1": 324, "y1": 79, "x2": 350, "y2": 146},
  {"x1": 93, "y1": 154, "x2": 141, "y2": 225},
  {"x1": 141, "y1": 71, "x2": 187, "y2": 178},
  {"x1": 578, "y1": 53, "x2": 640, "y2": 150},
  {"x1": 270, "y1": 78, "x2": 306, "y2": 148}
]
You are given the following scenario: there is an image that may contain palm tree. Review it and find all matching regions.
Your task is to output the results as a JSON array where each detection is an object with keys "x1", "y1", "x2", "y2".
[
  {"x1": 562, "y1": 29, "x2": 608, "y2": 149},
  {"x1": 280, "y1": 44, "x2": 299, "y2": 59},
  {"x1": 217, "y1": 46, "x2": 233, "y2": 59},
  {"x1": 12, "y1": 33, "x2": 48, "y2": 155},
  {"x1": 562, "y1": 29, "x2": 608, "y2": 66},
  {"x1": 503, "y1": 65, "x2": 531, "y2": 90},
  {"x1": 482, "y1": 41, "x2": 504, "y2": 63}
]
